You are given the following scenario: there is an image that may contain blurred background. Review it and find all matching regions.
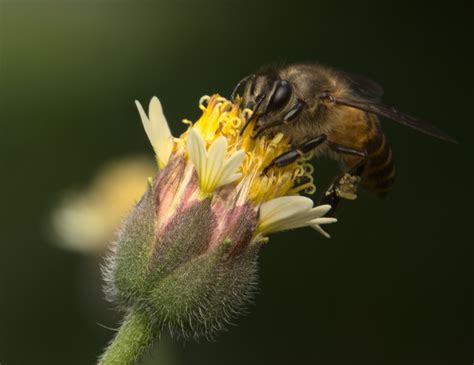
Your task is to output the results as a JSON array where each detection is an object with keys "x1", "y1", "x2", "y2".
[{"x1": 0, "y1": 1, "x2": 472, "y2": 364}]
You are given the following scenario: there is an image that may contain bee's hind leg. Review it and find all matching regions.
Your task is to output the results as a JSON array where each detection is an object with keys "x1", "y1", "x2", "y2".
[
  {"x1": 319, "y1": 153, "x2": 367, "y2": 217},
  {"x1": 262, "y1": 138, "x2": 368, "y2": 217}
]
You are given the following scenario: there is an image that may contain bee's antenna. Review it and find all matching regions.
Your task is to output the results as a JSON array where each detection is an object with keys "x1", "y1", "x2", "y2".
[{"x1": 231, "y1": 74, "x2": 254, "y2": 101}]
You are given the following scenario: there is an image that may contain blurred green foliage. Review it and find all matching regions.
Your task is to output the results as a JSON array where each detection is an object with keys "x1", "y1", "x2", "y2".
[{"x1": 0, "y1": 1, "x2": 471, "y2": 364}]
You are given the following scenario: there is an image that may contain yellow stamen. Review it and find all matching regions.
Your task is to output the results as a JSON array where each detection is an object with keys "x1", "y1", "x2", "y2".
[{"x1": 182, "y1": 94, "x2": 315, "y2": 204}]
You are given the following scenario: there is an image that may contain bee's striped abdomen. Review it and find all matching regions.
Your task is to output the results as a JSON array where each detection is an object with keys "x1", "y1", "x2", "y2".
[{"x1": 362, "y1": 129, "x2": 396, "y2": 195}]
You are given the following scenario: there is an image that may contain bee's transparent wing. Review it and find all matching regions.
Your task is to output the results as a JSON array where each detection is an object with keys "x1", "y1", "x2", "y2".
[
  {"x1": 331, "y1": 96, "x2": 458, "y2": 144},
  {"x1": 341, "y1": 71, "x2": 385, "y2": 100}
]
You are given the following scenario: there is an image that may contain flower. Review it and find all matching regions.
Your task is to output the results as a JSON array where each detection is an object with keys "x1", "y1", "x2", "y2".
[
  {"x1": 135, "y1": 94, "x2": 335, "y2": 236},
  {"x1": 104, "y1": 94, "x2": 337, "y2": 343}
]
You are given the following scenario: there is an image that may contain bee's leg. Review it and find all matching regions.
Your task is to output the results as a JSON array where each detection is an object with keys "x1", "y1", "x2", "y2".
[
  {"x1": 240, "y1": 93, "x2": 267, "y2": 135},
  {"x1": 326, "y1": 142, "x2": 367, "y2": 160},
  {"x1": 319, "y1": 144, "x2": 367, "y2": 215},
  {"x1": 262, "y1": 134, "x2": 327, "y2": 174},
  {"x1": 252, "y1": 99, "x2": 306, "y2": 138}
]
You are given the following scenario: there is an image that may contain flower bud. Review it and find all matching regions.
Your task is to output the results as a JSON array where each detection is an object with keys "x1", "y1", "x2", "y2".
[{"x1": 104, "y1": 95, "x2": 337, "y2": 339}]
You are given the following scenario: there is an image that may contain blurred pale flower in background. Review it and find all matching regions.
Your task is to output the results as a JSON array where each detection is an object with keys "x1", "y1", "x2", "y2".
[{"x1": 51, "y1": 156, "x2": 156, "y2": 254}]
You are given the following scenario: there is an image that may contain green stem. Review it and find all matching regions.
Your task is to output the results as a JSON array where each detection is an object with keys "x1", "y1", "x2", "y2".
[{"x1": 98, "y1": 309, "x2": 156, "y2": 365}]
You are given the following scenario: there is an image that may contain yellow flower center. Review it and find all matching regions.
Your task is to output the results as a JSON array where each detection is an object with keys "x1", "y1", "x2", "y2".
[{"x1": 181, "y1": 94, "x2": 316, "y2": 204}]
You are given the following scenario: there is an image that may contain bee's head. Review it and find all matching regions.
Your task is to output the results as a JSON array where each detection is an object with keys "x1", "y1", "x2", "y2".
[{"x1": 233, "y1": 72, "x2": 293, "y2": 120}]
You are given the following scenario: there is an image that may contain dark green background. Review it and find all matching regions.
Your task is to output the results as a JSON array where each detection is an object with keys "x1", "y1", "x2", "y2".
[{"x1": 0, "y1": 1, "x2": 472, "y2": 364}]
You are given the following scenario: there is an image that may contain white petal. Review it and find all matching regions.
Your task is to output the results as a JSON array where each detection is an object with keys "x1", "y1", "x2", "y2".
[
  {"x1": 258, "y1": 196, "x2": 313, "y2": 234},
  {"x1": 261, "y1": 213, "x2": 323, "y2": 232},
  {"x1": 135, "y1": 100, "x2": 153, "y2": 142},
  {"x1": 220, "y1": 172, "x2": 242, "y2": 186},
  {"x1": 149, "y1": 97, "x2": 171, "y2": 138},
  {"x1": 257, "y1": 197, "x2": 337, "y2": 236},
  {"x1": 308, "y1": 204, "x2": 332, "y2": 217},
  {"x1": 187, "y1": 128, "x2": 207, "y2": 182},
  {"x1": 312, "y1": 224, "x2": 331, "y2": 238},
  {"x1": 186, "y1": 130, "x2": 245, "y2": 195},
  {"x1": 259, "y1": 196, "x2": 313, "y2": 225},
  {"x1": 148, "y1": 97, "x2": 173, "y2": 167},
  {"x1": 310, "y1": 217, "x2": 337, "y2": 225},
  {"x1": 205, "y1": 136, "x2": 228, "y2": 190},
  {"x1": 222, "y1": 150, "x2": 245, "y2": 177},
  {"x1": 212, "y1": 150, "x2": 245, "y2": 187},
  {"x1": 135, "y1": 97, "x2": 173, "y2": 168},
  {"x1": 289, "y1": 205, "x2": 332, "y2": 224}
]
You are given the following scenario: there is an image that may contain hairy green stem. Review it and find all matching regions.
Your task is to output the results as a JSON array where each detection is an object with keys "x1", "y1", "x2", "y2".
[{"x1": 98, "y1": 309, "x2": 156, "y2": 365}]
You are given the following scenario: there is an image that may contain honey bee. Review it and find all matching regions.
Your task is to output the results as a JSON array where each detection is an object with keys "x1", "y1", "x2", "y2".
[{"x1": 231, "y1": 62, "x2": 457, "y2": 210}]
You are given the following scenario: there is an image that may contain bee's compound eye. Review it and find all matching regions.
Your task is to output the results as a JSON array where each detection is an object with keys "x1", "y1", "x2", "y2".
[{"x1": 267, "y1": 80, "x2": 292, "y2": 112}]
